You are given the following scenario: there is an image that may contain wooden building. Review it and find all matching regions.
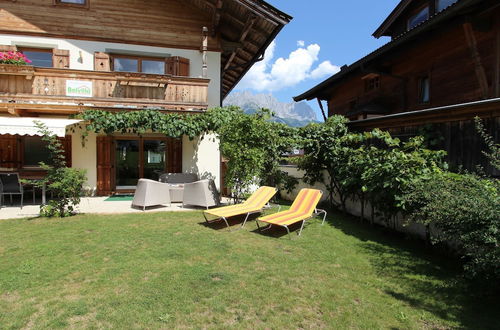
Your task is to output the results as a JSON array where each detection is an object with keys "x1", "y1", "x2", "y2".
[
  {"x1": 294, "y1": 0, "x2": 499, "y2": 174},
  {"x1": 0, "y1": 0, "x2": 291, "y2": 195}
]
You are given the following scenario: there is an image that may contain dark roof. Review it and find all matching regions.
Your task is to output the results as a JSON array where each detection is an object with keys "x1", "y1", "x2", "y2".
[
  {"x1": 185, "y1": 0, "x2": 292, "y2": 100},
  {"x1": 372, "y1": 0, "x2": 414, "y2": 38},
  {"x1": 374, "y1": 0, "x2": 465, "y2": 38},
  {"x1": 293, "y1": 0, "x2": 479, "y2": 102},
  {"x1": 183, "y1": 0, "x2": 291, "y2": 100}
]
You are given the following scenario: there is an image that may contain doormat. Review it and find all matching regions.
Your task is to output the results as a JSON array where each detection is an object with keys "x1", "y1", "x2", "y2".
[{"x1": 104, "y1": 195, "x2": 134, "y2": 201}]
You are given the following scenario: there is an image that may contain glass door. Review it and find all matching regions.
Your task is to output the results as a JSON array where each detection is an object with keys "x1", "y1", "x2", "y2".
[
  {"x1": 115, "y1": 139, "x2": 140, "y2": 189},
  {"x1": 143, "y1": 140, "x2": 166, "y2": 181}
]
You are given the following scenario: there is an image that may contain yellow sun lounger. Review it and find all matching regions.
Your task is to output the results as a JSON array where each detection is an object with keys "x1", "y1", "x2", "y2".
[
  {"x1": 256, "y1": 188, "x2": 327, "y2": 238},
  {"x1": 203, "y1": 186, "x2": 277, "y2": 229}
]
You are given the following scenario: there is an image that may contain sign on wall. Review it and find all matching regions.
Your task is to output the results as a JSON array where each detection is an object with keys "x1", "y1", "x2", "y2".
[{"x1": 66, "y1": 80, "x2": 93, "y2": 97}]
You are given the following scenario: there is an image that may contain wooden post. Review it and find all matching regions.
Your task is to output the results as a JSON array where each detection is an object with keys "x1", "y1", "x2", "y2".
[
  {"x1": 201, "y1": 26, "x2": 208, "y2": 79},
  {"x1": 495, "y1": 31, "x2": 500, "y2": 97},
  {"x1": 316, "y1": 98, "x2": 328, "y2": 122},
  {"x1": 463, "y1": 22, "x2": 489, "y2": 99}
]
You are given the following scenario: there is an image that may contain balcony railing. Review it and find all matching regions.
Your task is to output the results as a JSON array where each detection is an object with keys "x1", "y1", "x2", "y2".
[{"x1": 0, "y1": 64, "x2": 209, "y2": 111}]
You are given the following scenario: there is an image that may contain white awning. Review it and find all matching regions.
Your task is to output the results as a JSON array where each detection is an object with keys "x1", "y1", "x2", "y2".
[{"x1": 0, "y1": 117, "x2": 82, "y2": 137}]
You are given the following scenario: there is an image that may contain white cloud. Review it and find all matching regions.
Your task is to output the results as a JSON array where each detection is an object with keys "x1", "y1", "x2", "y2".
[
  {"x1": 310, "y1": 61, "x2": 340, "y2": 79},
  {"x1": 236, "y1": 41, "x2": 339, "y2": 92}
]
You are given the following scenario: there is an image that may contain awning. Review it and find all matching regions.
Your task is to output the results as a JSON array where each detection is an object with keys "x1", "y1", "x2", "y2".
[{"x1": 0, "y1": 117, "x2": 82, "y2": 137}]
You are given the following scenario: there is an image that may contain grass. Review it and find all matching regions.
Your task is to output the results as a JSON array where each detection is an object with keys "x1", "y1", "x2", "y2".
[{"x1": 0, "y1": 208, "x2": 497, "y2": 329}]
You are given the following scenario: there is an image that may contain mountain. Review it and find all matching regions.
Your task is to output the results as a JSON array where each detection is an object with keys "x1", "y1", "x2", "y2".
[{"x1": 224, "y1": 91, "x2": 320, "y2": 127}]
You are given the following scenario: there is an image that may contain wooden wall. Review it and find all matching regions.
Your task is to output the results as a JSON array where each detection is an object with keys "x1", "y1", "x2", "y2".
[
  {"x1": 385, "y1": 117, "x2": 500, "y2": 176},
  {"x1": 0, "y1": 0, "x2": 217, "y2": 50},
  {"x1": 328, "y1": 8, "x2": 500, "y2": 119}
]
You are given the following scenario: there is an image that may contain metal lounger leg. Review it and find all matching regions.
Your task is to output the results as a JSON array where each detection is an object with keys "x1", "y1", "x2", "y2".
[
  {"x1": 221, "y1": 217, "x2": 230, "y2": 229},
  {"x1": 315, "y1": 208, "x2": 328, "y2": 225},
  {"x1": 241, "y1": 213, "x2": 251, "y2": 228},
  {"x1": 284, "y1": 225, "x2": 291, "y2": 239},
  {"x1": 297, "y1": 220, "x2": 306, "y2": 236}
]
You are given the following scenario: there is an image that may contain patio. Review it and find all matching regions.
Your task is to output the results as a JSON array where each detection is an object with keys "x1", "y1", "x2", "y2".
[{"x1": 0, "y1": 196, "x2": 226, "y2": 220}]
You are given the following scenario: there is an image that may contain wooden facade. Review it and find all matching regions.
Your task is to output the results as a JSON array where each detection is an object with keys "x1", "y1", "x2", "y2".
[
  {"x1": 0, "y1": 64, "x2": 209, "y2": 116},
  {"x1": 295, "y1": 0, "x2": 500, "y2": 175},
  {"x1": 0, "y1": 0, "x2": 292, "y2": 99}
]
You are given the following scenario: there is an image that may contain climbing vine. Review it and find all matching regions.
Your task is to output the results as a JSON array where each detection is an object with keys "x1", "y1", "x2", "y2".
[
  {"x1": 77, "y1": 106, "x2": 300, "y2": 199},
  {"x1": 77, "y1": 106, "x2": 240, "y2": 140}
]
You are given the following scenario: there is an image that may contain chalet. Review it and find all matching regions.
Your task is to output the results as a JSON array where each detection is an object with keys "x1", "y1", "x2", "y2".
[
  {"x1": 294, "y1": 0, "x2": 499, "y2": 174},
  {"x1": 0, "y1": 0, "x2": 291, "y2": 195}
]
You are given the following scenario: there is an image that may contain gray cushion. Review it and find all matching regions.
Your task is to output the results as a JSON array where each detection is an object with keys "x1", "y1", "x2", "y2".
[{"x1": 159, "y1": 173, "x2": 198, "y2": 184}]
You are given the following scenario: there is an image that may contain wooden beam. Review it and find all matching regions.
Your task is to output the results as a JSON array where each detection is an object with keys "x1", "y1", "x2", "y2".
[
  {"x1": 496, "y1": 31, "x2": 500, "y2": 97},
  {"x1": 223, "y1": 15, "x2": 257, "y2": 72},
  {"x1": 316, "y1": 98, "x2": 328, "y2": 122},
  {"x1": 463, "y1": 22, "x2": 490, "y2": 99},
  {"x1": 212, "y1": 0, "x2": 223, "y2": 37}
]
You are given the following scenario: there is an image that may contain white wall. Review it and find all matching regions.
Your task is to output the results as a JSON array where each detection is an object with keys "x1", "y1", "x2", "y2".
[
  {"x1": 280, "y1": 166, "x2": 428, "y2": 239},
  {"x1": 0, "y1": 34, "x2": 221, "y2": 107},
  {"x1": 182, "y1": 134, "x2": 220, "y2": 189},
  {"x1": 70, "y1": 126, "x2": 97, "y2": 195}
]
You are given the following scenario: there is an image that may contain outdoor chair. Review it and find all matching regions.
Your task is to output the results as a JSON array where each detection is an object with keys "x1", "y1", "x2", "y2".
[
  {"x1": 203, "y1": 186, "x2": 277, "y2": 229},
  {"x1": 159, "y1": 173, "x2": 198, "y2": 202},
  {"x1": 0, "y1": 173, "x2": 33, "y2": 209},
  {"x1": 131, "y1": 178, "x2": 171, "y2": 211},
  {"x1": 182, "y1": 179, "x2": 220, "y2": 209},
  {"x1": 256, "y1": 188, "x2": 327, "y2": 239}
]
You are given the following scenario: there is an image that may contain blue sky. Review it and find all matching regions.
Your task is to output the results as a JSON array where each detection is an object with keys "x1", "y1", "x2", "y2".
[{"x1": 232, "y1": 0, "x2": 401, "y2": 120}]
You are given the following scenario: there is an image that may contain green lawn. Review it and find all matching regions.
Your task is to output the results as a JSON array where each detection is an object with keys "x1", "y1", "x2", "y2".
[{"x1": 0, "y1": 208, "x2": 496, "y2": 329}]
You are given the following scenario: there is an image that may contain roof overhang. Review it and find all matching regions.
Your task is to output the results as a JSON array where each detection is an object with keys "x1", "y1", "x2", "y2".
[
  {"x1": 0, "y1": 117, "x2": 81, "y2": 137},
  {"x1": 372, "y1": 0, "x2": 414, "y2": 38},
  {"x1": 348, "y1": 98, "x2": 500, "y2": 129},
  {"x1": 184, "y1": 0, "x2": 292, "y2": 99}
]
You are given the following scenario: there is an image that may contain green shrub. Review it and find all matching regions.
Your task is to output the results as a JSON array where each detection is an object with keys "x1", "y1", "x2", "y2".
[
  {"x1": 32, "y1": 122, "x2": 87, "y2": 217},
  {"x1": 404, "y1": 172, "x2": 500, "y2": 282}
]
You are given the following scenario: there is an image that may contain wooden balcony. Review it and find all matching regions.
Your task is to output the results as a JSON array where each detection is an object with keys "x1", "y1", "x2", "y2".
[{"x1": 0, "y1": 64, "x2": 209, "y2": 115}]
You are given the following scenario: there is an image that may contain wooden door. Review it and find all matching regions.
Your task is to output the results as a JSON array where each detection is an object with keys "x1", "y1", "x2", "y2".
[
  {"x1": 96, "y1": 136, "x2": 115, "y2": 196},
  {"x1": 0, "y1": 135, "x2": 19, "y2": 168},
  {"x1": 166, "y1": 138, "x2": 182, "y2": 173}
]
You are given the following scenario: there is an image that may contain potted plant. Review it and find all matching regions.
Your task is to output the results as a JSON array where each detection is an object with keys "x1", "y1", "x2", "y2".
[
  {"x1": 0, "y1": 51, "x2": 34, "y2": 75},
  {"x1": 0, "y1": 51, "x2": 31, "y2": 65}
]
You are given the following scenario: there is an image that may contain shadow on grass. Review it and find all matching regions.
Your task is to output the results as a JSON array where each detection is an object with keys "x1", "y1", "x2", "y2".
[
  {"x1": 199, "y1": 213, "x2": 260, "y2": 231},
  {"x1": 323, "y1": 209, "x2": 498, "y2": 329},
  {"x1": 248, "y1": 221, "x2": 306, "y2": 239}
]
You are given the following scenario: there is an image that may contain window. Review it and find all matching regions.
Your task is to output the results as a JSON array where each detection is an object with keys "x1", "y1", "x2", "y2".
[
  {"x1": 408, "y1": 6, "x2": 429, "y2": 30},
  {"x1": 54, "y1": 0, "x2": 88, "y2": 6},
  {"x1": 112, "y1": 56, "x2": 165, "y2": 74},
  {"x1": 23, "y1": 137, "x2": 50, "y2": 167},
  {"x1": 18, "y1": 48, "x2": 53, "y2": 68},
  {"x1": 418, "y1": 76, "x2": 430, "y2": 103},
  {"x1": 436, "y1": 0, "x2": 458, "y2": 12},
  {"x1": 364, "y1": 76, "x2": 380, "y2": 92}
]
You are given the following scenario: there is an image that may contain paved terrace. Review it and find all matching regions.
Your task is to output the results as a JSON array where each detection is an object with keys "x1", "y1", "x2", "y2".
[{"x1": 0, "y1": 197, "x2": 229, "y2": 220}]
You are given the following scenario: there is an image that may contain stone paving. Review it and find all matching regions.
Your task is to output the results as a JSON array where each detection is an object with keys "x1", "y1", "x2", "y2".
[{"x1": 0, "y1": 196, "x2": 213, "y2": 220}]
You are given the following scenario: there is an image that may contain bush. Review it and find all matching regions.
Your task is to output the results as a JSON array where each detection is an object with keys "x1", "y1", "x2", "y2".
[
  {"x1": 32, "y1": 122, "x2": 86, "y2": 217},
  {"x1": 404, "y1": 172, "x2": 500, "y2": 282},
  {"x1": 217, "y1": 108, "x2": 298, "y2": 201}
]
